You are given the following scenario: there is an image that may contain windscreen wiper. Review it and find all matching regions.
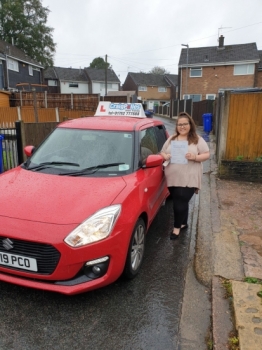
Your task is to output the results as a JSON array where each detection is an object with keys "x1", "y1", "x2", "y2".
[
  {"x1": 27, "y1": 161, "x2": 80, "y2": 171},
  {"x1": 59, "y1": 163, "x2": 125, "y2": 176}
]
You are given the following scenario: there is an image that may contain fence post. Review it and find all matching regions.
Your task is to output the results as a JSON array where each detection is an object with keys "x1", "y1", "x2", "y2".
[
  {"x1": 20, "y1": 91, "x2": 23, "y2": 106},
  {"x1": 32, "y1": 88, "x2": 39, "y2": 122},
  {"x1": 0, "y1": 134, "x2": 4, "y2": 173},
  {"x1": 44, "y1": 91, "x2": 48, "y2": 108},
  {"x1": 71, "y1": 93, "x2": 73, "y2": 109},
  {"x1": 55, "y1": 107, "x2": 59, "y2": 122},
  {"x1": 15, "y1": 121, "x2": 25, "y2": 164},
  {"x1": 17, "y1": 106, "x2": 21, "y2": 120}
]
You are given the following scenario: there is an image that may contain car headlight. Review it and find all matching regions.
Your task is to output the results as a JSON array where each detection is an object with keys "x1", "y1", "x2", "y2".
[{"x1": 64, "y1": 205, "x2": 121, "y2": 247}]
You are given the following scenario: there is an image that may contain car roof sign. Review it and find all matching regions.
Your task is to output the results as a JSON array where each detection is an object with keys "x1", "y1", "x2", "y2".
[{"x1": 94, "y1": 102, "x2": 146, "y2": 118}]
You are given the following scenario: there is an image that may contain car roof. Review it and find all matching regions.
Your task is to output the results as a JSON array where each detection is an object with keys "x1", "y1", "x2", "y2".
[{"x1": 58, "y1": 116, "x2": 164, "y2": 131}]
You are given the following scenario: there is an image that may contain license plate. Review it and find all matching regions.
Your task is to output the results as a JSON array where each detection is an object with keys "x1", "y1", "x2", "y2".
[{"x1": 0, "y1": 252, "x2": 38, "y2": 272}]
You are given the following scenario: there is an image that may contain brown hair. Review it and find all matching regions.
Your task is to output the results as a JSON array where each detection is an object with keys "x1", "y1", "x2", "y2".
[{"x1": 170, "y1": 112, "x2": 198, "y2": 144}]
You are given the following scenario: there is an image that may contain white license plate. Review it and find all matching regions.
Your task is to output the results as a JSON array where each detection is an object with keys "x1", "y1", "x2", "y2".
[{"x1": 0, "y1": 252, "x2": 38, "y2": 272}]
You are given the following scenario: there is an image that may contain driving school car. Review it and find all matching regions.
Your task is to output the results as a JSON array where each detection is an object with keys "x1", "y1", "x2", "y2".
[{"x1": 0, "y1": 102, "x2": 169, "y2": 295}]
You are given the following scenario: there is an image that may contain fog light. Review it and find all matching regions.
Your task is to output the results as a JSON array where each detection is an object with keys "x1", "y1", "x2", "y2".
[
  {"x1": 83, "y1": 256, "x2": 110, "y2": 279},
  {"x1": 92, "y1": 266, "x2": 101, "y2": 274}
]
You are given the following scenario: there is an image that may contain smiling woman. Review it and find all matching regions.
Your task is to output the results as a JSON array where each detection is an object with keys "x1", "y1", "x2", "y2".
[{"x1": 160, "y1": 111, "x2": 210, "y2": 239}]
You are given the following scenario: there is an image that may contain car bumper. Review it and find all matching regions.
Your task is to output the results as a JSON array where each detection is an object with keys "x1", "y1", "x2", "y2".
[{"x1": 0, "y1": 221, "x2": 131, "y2": 295}]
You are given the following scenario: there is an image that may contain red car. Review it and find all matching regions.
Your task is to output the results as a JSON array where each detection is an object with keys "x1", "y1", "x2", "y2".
[{"x1": 0, "y1": 104, "x2": 169, "y2": 295}]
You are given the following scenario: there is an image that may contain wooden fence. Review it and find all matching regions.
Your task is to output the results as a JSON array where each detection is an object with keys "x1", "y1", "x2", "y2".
[
  {"x1": 224, "y1": 92, "x2": 262, "y2": 160},
  {"x1": 11, "y1": 92, "x2": 99, "y2": 110},
  {"x1": 0, "y1": 107, "x2": 95, "y2": 127}
]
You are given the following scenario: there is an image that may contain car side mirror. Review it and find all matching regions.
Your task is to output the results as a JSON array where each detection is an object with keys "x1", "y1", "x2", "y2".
[
  {"x1": 24, "y1": 145, "x2": 35, "y2": 157},
  {"x1": 143, "y1": 154, "x2": 163, "y2": 168}
]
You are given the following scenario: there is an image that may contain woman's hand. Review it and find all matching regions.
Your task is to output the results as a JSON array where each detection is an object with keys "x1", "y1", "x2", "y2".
[
  {"x1": 185, "y1": 152, "x2": 196, "y2": 161},
  {"x1": 161, "y1": 152, "x2": 171, "y2": 161}
]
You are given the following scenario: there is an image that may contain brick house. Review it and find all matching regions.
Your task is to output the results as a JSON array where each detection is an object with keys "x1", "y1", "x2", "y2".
[
  {"x1": 257, "y1": 50, "x2": 262, "y2": 87},
  {"x1": 122, "y1": 72, "x2": 178, "y2": 110},
  {"x1": 178, "y1": 36, "x2": 260, "y2": 101}
]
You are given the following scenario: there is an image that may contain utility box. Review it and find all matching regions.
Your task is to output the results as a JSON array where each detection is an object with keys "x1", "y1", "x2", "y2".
[{"x1": 202, "y1": 113, "x2": 212, "y2": 132}]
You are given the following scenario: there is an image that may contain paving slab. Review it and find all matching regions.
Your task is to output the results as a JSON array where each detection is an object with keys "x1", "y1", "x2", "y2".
[
  {"x1": 212, "y1": 276, "x2": 233, "y2": 350},
  {"x1": 232, "y1": 280, "x2": 262, "y2": 350}
]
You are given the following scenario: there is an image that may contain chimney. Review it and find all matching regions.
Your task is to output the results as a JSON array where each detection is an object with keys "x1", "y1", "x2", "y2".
[{"x1": 218, "y1": 35, "x2": 224, "y2": 48}]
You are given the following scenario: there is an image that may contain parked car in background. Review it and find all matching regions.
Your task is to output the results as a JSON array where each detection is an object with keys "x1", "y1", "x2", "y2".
[{"x1": 0, "y1": 103, "x2": 169, "y2": 295}]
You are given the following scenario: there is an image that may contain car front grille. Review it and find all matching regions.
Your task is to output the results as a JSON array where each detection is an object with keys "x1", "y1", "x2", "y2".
[{"x1": 0, "y1": 236, "x2": 61, "y2": 274}]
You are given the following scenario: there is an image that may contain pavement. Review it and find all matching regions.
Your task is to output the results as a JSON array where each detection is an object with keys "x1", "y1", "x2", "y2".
[
  {"x1": 196, "y1": 129, "x2": 262, "y2": 350},
  {"x1": 155, "y1": 114, "x2": 262, "y2": 349}
]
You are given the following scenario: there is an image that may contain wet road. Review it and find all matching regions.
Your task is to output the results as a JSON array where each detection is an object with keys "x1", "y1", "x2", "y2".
[{"x1": 0, "y1": 116, "x2": 196, "y2": 350}]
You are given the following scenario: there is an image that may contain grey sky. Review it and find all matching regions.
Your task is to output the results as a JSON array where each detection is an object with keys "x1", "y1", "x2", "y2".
[{"x1": 41, "y1": 0, "x2": 262, "y2": 84}]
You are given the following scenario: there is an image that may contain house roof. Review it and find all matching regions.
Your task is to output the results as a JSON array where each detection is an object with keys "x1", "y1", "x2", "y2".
[
  {"x1": 179, "y1": 42, "x2": 260, "y2": 67},
  {"x1": 44, "y1": 67, "x2": 58, "y2": 79},
  {"x1": 258, "y1": 50, "x2": 262, "y2": 70},
  {"x1": 44, "y1": 67, "x2": 88, "y2": 82},
  {"x1": 0, "y1": 39, "x2": 43, "y2": 68},
  {"x1": 128, "y1": 72, "x2": 171, "y2": 87},
  {"x1": 164, "y1": 74, "x2": 178, "y2": 86},
  {"x1": 84, "y1": 67, "x2": 120, "y2": 83}
]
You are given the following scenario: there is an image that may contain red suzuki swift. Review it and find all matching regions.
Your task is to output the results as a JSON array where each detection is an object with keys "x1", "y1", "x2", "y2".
[{"x1": 0, "y1": 104, "x2": 169, "y2": 295}]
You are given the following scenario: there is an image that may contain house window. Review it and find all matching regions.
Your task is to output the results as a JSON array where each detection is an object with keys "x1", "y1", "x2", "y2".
[
  {"x1": 100, "y1": 83, "x2": 112, "y2": 89},
  {"x1": 206, "y1": 94, "x2": 216, "y2": 100},
  {"x1": 69, "y1": 83, "x2": 78, "y2": 88},
  {"x1": 138, "y1": 86, "x2": 147, "y2": 91},
  {"x1": 190, "y1": 67, "x2": 202, "y2": 77},
  {"x1": 234, "y1": 64, "x2": 255, "y2": 75},
  {"x1": 184, "y1": 94, "x2": 202, "y2": 102},
  {"x1": 7, "y1": 58, "x2": 19, "y2": 72},
  {"x1": 48, "y1": 80, "x2": 57, "y2": 86},
  {"x1": 158, "y1": 87, "x2": 167, "y2": 92},
  {"x1": 28, "y1": 65, "x2": 33, "y2": 76}
]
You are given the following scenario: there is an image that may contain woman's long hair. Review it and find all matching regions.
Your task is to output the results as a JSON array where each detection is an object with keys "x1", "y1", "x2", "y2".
[{"x1": 170, "y1": 112, "x2": 198, "y2": 145}]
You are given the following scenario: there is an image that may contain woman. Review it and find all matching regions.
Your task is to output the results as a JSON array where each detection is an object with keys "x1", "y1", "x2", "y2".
[{"x1": 160, "y1": 112, "x2": 210, "y2": 240}]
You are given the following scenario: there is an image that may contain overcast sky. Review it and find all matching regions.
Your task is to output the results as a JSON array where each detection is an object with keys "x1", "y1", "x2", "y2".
[{"x1": 41, "y1": 0, "x2": 262, "y2": 84}]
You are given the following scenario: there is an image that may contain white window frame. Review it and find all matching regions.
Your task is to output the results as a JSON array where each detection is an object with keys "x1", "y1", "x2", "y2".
[
  {"x1": 138, "y1": 85, "x2": 147, "y2": 91},
  {"x1": 100, "y1": 83, "x2": 112, "y2": 90},
  {"x1": 234, "y1": 64, "x2": 255, "y2": 75},
  {"x1": 190, "y1": 67, "x2": 202, "y2": 77},
  {"x1": 183, "y1": 94, "x2": 202, "y2": 102},
  {"x1": 28, "y1": 65, "x2": 33, "y2": 76},
  {"x1": 7, "y1": 58, "x2": 19, "y2": 72},
  {"x1": 48, "y1": 80, "x2": 57, "y2": 86},
  {"x1": 158, "y1": 87, "x2": 167, "y2": 92},
  {"x1": 206, "y1": 94, "x2": 216, "y2": 100}
]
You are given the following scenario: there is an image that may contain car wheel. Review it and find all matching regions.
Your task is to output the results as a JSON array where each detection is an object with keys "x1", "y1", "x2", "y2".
[{"x1": 123, "y1": 218, "x2": 146, "y2": 279}]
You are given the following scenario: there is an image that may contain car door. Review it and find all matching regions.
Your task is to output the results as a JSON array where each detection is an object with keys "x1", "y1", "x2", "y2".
[{"x1": 138, "y1": 125, "x2": 168, "y2": 224}]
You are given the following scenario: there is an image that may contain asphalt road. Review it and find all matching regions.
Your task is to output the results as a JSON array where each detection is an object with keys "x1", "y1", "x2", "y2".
[{"x1": 0, "y1": 116, "x2": 196, "y2": 350}]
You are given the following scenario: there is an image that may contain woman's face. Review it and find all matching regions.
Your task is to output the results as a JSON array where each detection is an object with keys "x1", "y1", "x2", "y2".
[{"x1": 176, "y1": 117, "x2": 190, "y2": 136}]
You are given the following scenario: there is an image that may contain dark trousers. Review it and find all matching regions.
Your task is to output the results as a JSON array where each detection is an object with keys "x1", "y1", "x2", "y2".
[{"x1": 168, "y1": 186, "x2": 195, "y2": 229}]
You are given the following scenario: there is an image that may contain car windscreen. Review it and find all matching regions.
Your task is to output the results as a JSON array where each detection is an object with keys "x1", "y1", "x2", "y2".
[{"x1": 26, "y1": 128, "x2": 134, "y2": 176}]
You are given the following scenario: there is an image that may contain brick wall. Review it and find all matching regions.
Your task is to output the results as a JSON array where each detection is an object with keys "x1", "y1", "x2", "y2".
[
  {"x1": 219, "y1": 160, "x2": 262, "y2": 182},
  {"x1": 138, "y1": 86, "x2": 171, "y2": 100},
  {"x1": 181, "y1": 65, "x2": 256, "y2": 98}
]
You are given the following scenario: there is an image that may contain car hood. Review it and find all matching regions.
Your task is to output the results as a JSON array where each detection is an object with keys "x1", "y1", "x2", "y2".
[{"x1": 0, "y1": 167, "x2": 127, "y2": 224}]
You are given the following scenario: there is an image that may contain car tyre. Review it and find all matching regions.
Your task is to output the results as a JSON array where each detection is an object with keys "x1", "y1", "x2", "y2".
[{"x1": 123, "y1": 218, "x2": 146, "y2": 279}]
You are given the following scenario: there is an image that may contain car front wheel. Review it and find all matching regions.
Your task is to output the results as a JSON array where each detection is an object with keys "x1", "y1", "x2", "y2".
[{"x1": 123, "y1": 218, "x2": 146, "y2": 279}]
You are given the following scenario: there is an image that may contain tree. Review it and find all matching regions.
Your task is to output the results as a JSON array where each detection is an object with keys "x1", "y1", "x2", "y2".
[
  {"x1": 148, "y1": 66, "x2": 170, "y2": 75},
  {"x1": 89, "y1": 57, "x2": 112, "y2": 70},
  {"x1": 0, "y1": 0, "x2": 56, "y2": 67}
]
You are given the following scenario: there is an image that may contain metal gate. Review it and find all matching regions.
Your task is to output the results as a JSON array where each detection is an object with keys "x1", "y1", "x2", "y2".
[{"x1": 0, "y1": 123, "x2": 21, "y2": 173}]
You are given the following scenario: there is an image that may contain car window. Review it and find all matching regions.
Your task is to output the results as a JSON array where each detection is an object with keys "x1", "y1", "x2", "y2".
[
  {"x1": 139, "y1": 127, "x2": 158, "y2": 164},
  {"x1": 154, "y1": 125, "x2": 167, "y2": 151},
  {"x1": 29, "y1": 128, "x2": 134, "y2": 174}
]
